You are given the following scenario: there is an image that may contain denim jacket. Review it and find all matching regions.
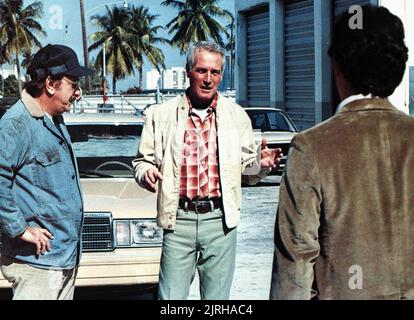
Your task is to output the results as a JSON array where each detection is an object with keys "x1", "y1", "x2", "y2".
[{"x1": 0, "y1": 90, "x2": 83, "y2": 269}]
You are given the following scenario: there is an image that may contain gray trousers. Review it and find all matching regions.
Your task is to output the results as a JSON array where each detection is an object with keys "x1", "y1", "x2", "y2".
[
  {"x1": 0, "y1": 256, "x2": 77, "y2": 300},
  {"x1": 158, "y1": 208, "x2": 237, "y2": 300}
]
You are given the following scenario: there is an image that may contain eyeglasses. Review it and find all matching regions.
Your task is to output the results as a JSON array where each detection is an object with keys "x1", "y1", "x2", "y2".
[{"x1": 62, "y1": 77, "x2": 80, "y2": 91}]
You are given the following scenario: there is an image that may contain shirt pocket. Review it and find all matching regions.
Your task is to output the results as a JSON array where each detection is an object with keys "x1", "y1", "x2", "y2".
[{"x1": 33, "y1": 149, "x2": 66, "y2": 191}]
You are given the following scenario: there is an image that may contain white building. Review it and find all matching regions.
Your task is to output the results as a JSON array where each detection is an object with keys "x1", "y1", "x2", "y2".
[
  {"x1": 146, "y1": 67, "x2": 189, "y2": 90},
  {"x1": 161, "y1": 67, "x2": 189, "y2": 90},
  {"x1": 146, "y1": 69, "x2": 161, "y2": 90}
]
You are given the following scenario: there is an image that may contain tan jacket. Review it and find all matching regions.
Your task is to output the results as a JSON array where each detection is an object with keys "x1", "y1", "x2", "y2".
[
  {"x1": 133, "y1": 94, "x2": 268, "y2": 230},
  {"x1": 270, "y1": 99, "x2": 414, "y2": 300}
]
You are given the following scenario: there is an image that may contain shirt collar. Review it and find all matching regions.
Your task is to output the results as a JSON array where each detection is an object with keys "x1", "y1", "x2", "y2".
[
  {"x1": 21, "y1": 89, "x2": 45, "y2": 118},
  {"x1": 336, "y1": 94, "x2": 377, "y2": 114},
  {"x1": 44, "y1": 112, "x2": 53, "y2": 122}
]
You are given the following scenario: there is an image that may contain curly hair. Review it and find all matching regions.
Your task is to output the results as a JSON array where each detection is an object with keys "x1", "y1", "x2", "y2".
[{"x1": 328, "y1": 5, "x2": 408, "y2": 98}]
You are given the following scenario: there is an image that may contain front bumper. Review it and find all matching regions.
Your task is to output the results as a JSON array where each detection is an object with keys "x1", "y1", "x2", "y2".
[{"x1": 0, "y1": 247, "x2": 161, "y2": 288}]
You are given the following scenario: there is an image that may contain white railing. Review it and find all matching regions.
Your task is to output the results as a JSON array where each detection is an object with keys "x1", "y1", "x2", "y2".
[{"x1": 71, "y1": 91, "x2": 236, "y2": 114}]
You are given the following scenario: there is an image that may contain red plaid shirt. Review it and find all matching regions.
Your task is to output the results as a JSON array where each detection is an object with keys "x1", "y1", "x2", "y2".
[{"x1": 179, "y1": 94, "x2": 221, "y2": 200}]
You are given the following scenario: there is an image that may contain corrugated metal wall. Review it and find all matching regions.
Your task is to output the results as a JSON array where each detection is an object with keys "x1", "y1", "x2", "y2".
[
  {"x1": 246, "y1": 8, "x2": 270, "y2": 107},
  {"x1": 239, "y1": 0, "x2": 381, "y2": 128},
  {"x1": 284, "y1": 0, "x2": 315, "y2": 131}
]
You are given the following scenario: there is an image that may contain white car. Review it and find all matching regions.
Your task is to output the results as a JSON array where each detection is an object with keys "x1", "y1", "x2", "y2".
[
  {"x1": 0, "y1": 112, "x2": 162, "y2": 297},
  {"x1": 245, "y1": 107, "x2": 298, "y2": 175}
]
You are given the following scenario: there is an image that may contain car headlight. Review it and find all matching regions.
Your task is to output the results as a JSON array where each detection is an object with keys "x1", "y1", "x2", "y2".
[{"x1": 114, "y1": 219, "x2": 163, "y2": 247}]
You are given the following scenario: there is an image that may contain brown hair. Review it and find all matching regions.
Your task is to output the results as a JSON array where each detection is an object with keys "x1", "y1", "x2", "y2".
[{"x1": 24, "y1": 74, "x2": 64, "y2": 98}]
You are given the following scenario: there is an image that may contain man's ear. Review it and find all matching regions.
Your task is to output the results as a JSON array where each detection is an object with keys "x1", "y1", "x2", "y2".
[{"x1": 45, "y1": 76, "x2": 57, "y2": 95}]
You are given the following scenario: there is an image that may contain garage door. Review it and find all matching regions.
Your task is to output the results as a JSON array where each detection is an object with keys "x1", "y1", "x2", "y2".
[
  {"x1": 246, "y1": 7, "x2": 270, "y2": 107},
  {"x1": 284, "y1": 0, "x2": 315, "y2": 131}
]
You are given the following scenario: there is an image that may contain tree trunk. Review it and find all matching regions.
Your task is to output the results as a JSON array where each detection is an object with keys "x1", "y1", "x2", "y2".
[
  {"x1": 139, "y1": 67, "x2": 143, "y2": 89},
  {"x1": 16, "y1": 53, "x2": 22, "y2": 96},
  {"x1": 14, "y1": 29, "x2": 22, "y2": 95},
  {"x1": 112, "y1": 74, "x2": 116, "y2": 94},
  {"x1": 79, "y1": 0, "x2": 91, "y2": 94}
]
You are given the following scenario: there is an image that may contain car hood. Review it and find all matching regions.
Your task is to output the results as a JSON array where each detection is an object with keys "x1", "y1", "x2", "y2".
[
  {"x1": 253, "y1": 131, "x2": 296, "y2": 144},
  {"x1": 80, "y1": 178, "x2": 157, "y2": 219}
]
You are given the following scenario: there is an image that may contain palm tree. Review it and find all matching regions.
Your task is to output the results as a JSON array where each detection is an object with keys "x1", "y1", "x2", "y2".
[
  {"x1": 129, "y1": 6, "x2": 168, "y2": 89},
  {"x1": 0, "y1": 0, "x2": 45, "y2": 94},
  {"x1": 88, "y1": 5, "x2": 135, "y2": 94},
  {"x1": 21, "y1": 51, "x2": 34, "y2": 70},
  {"x1": 161, "y1": 0, "x2": 232, "y2": 54},
  {"x1": 21, "y1": 50, "x2": 35, "y2": 82}
]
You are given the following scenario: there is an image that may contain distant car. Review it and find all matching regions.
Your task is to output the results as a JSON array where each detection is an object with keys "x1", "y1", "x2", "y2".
[
  {"x1": 244, "y1": 107, "x2": 298, "y2": 175},
  {"x1": 0, "y1": 112, "x2": 162, "y2": 294}
]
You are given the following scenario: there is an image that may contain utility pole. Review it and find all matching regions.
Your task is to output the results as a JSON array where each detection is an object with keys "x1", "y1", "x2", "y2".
[
  {"x1": 102, "y1": 42, "x2": 108, "y2": 104},
  {"x1": 80, "y1": 0, "x2": 92, "y2": 94}
]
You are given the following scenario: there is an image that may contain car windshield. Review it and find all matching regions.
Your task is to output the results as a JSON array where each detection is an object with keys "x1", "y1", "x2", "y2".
[
  {"x1": 67, "y1": 123, "x2": 142, "y2": 178},
  {"x1": 246, "y1": 110, "x2": 296, "y2": 132}
]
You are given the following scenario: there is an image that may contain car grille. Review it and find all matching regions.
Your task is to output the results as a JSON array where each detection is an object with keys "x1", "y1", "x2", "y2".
[
  {"x1": 267, "y1": 143, "x2": 291, "y2": 175},
  {"x1": 82, "y1": 212, "x2": 114, "y2": 252},
  {"x1": 0, "y1": 213, "x2": 114, "y2": 253}
]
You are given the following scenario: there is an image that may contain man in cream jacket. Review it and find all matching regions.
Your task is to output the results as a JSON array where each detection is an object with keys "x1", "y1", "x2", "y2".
[{"x1": 133, "y1": 41, "x2": 282, "y2": 300}]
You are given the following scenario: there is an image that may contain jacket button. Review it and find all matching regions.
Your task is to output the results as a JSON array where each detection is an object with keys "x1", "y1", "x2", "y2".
[
  {"x1": 181, "y1": 106, "x2": 185, "y2": 110},
  {"x1": 168, "y1": 224, "x2": 172, "y2": 229},
  {"x1": 59, "y1": 140, "x2": 64, "y2": 145},
  {"x1": 72, "y1": 175, "x2": 75, "y2": 180}
]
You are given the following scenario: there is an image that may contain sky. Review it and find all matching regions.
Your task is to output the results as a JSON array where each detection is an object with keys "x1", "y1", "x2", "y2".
[{"x1": 26, "y1": 0, "x2": 235, "y2": 92}]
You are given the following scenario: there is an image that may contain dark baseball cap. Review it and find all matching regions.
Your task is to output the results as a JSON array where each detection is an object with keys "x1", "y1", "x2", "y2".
[{"x1": 28, "y1": 44, "x2": 95, "y2": 80}]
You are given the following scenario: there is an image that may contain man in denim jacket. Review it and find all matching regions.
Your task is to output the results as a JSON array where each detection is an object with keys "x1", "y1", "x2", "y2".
[{"x1": 0, "y1": 44, "x2": 94, "y2": 300}]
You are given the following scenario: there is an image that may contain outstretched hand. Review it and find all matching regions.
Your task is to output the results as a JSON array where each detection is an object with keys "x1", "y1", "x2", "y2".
[{"x1": 260, "y1": 138, "x2": 283, "y2": 169}]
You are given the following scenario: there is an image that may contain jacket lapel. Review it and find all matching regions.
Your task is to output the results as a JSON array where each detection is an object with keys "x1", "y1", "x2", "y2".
[{"x1": 175, "y1": 95, "x2": 189, "y2": 160}]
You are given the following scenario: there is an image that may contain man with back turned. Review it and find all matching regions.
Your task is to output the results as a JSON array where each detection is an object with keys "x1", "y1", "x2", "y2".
[{"x1": 270, "y1": 5, "x2": 414, "y2": 299}]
